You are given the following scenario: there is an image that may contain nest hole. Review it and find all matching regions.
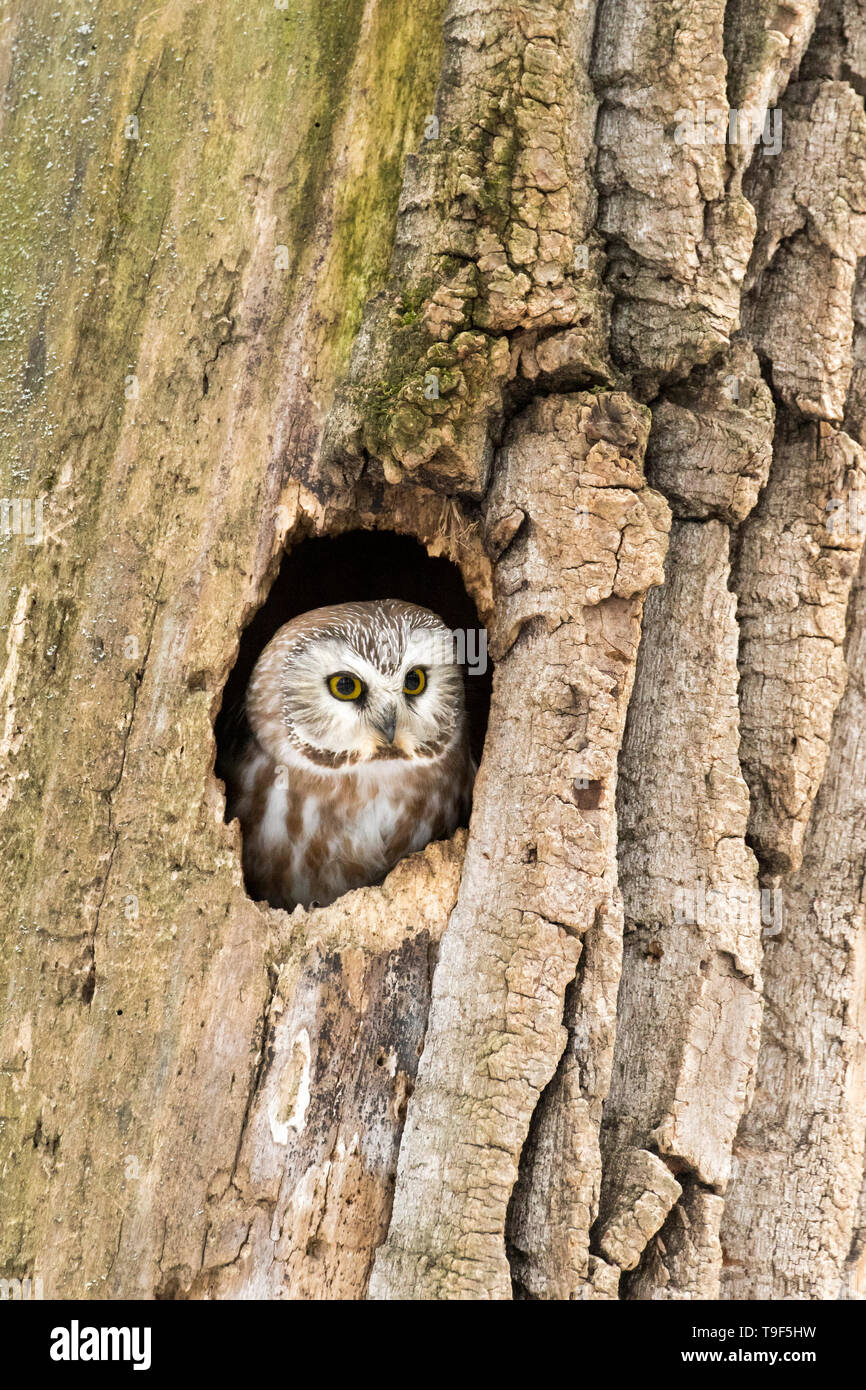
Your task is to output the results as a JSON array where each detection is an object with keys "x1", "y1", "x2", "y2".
[
  {"x1": 217, "y1": 531, "x2": 491, "y2": 769},
  {"x1": 214, "y1": 529, "x2": 493, "y2": 909}
]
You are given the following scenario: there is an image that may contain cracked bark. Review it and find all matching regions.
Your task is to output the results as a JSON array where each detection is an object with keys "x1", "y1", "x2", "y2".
[
  {"x1": 2, "y1": 0, "x2": 866, "y2": 1302},
  {"x1": 369, "y1": 394, "x2": 668, "y2": 1299}
]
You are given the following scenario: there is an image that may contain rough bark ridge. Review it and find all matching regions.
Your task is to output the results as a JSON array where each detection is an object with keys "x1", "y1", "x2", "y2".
[
  {"x1": 2, "y1": 0, "x2": 866, "y2": 1302},
  {"x1": 370, "y1": 394, "x2": 668, "y2": 1298}
]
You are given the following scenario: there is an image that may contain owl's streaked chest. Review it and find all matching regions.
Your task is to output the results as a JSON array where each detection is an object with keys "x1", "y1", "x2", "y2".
[{"x1": 232, "y1": 741, "x2": 471, "y2": 910}]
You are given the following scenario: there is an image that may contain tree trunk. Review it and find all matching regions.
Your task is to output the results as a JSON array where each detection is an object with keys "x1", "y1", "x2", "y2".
[{"x1": 2, "y1": 0, "x2": 865, "y2": 1301}]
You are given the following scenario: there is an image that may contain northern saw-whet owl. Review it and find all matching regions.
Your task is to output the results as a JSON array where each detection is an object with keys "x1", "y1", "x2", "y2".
[{"x1": 225, "y1": 599, "x2": 475, "y2": 910}]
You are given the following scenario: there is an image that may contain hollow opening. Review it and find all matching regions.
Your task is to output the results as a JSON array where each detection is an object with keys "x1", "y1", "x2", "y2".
[{"x1": 215, "y1": 529, "x2": 493, "y2": 908}]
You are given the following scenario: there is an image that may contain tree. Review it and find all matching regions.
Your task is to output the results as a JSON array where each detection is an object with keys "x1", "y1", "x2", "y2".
[{"x1": 1, "y1": 0, "x2": 865, "y2": 1301}]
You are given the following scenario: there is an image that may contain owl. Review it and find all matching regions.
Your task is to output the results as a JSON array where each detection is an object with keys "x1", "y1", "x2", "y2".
[{"x1": 224, "y1": 599, "x2": 475, "y2": 910}]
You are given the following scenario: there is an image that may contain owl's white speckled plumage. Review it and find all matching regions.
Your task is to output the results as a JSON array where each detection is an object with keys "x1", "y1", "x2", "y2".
[{"x1": 225, "y1": 599, "x2": 475, "y2": 910}]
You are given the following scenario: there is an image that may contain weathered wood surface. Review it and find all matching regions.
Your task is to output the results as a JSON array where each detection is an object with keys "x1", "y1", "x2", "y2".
[{"x1": 2, "y1": 0, "x2": 866, "y2": 1301}]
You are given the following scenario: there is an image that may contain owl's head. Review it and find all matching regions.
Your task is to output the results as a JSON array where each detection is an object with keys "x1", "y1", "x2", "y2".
[{"x1": 245, "y1": 599, "x2": 466, "y2": 768}]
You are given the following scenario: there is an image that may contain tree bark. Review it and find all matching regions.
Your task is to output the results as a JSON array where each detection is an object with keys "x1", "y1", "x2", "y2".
[{"x1": 2, "y1": 0, "x2": 865, "y2": 1301}]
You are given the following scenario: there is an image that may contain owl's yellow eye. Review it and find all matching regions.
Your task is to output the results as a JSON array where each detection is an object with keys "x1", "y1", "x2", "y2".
[
  {"x1": 403, "y1": 667, "x2": 426, "y2": 696},
  {"x1": 328, "y1": 672, "x2": 364, "y2": 701}
]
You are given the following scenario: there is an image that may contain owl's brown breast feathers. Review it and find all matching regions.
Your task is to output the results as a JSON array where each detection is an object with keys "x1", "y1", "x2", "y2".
[{"x1": 229, "y1": 736, "x2": 474, "y2": 910}]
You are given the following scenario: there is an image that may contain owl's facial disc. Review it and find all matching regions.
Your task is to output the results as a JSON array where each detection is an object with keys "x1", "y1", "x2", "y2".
[{"x1": 248, "y1": 614, "x2": 465, "y2": 766}]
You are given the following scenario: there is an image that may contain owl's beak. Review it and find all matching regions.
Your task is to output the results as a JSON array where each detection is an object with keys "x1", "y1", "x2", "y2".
[{"x1": 373, "y1": 706, "x2": 398, "y2": 745}]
